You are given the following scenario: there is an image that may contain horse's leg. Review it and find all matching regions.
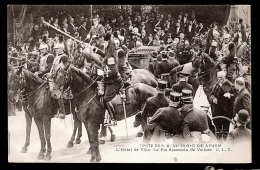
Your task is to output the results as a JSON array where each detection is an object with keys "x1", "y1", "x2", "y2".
[
  {"x1": 34, "y1": 117, "x2": 46, "y2": 160},
  {"x1": 108, "y1": 126, "x2": 116, "y2": 142},
  {"x1": 43, "y1": 117, "x2": 52, "y2": 161},
  {"x1": 136, "y1": 127, "x2": 144, "y2": 137},
  {"x1": 75, "y1": 121, "x2": 82, "y2": 144},
  {"x1": 83, "y1": 122, "x2": 92, "y2": 155},
  {"x1": 86, "y1": 121, "x2": 101, "y2": 162},
  {"x1": 99, "y1": 124, "x2": 107, "y2": 144},
  {"x1": 21, "y1": 103, "x2": 32, "y2": 153},
  {"x1": 67, "y1": 119, "x2": 77, "y2": 148}
]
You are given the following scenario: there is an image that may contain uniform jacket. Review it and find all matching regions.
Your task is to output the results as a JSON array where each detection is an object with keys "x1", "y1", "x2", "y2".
[
  {"x1": 233, "y1": 87, "x2": 251, "y2": 118},
  {"x1": 141, "y1": 93, "x2": 170, "y2": 121},
  {"x1": 181, "y1": 105, "x2": 210, "y2": 138},
  {"x1": 172, "y1": 81, "x2": 193, "y2": 94},
  {"x1": 149, "y1": 104, "x2": 182, "y2": 134},
  {"x1": 158, "y1": 59, "x2": 174, "y2": 76},
  {"x1": 78, "y1": 25, "x2": 88, "y2": 41},
  {"x1": 222, "y1": 48, "x2": 236, "y2": 65},
  {"x1": 38, "y1": 53, "x2": 55, "y2": 77},
  {"x1": 89, "y1": 24, "x2": 106, "y2": 38}
]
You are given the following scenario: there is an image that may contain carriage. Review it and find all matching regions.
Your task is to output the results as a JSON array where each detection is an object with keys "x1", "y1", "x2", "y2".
[{"x1": 128, "y1": 46, "x2": 161, "y2": 69}]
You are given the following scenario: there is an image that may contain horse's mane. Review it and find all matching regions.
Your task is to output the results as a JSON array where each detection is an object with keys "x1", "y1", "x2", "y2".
[
  {"x1": 70, "y1": 65, "x2": 94, "y2": 84},
  {"x1": 23, "y1": 68, "x2": 45, "y2": 84}
]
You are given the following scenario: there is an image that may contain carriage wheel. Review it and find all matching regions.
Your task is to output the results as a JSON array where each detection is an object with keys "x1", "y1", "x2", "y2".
[{"x1": 211, "y1": 116, "x2": 234, "y2": 143}]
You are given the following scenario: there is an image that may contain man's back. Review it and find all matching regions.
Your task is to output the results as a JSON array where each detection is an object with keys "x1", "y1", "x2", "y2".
[{"x1": 226, "y1": 126, "x2": 251, "y2": 144}]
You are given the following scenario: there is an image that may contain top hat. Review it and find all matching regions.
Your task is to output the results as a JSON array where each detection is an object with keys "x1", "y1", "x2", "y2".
[
  {"x1": 235, "y1": 109, "x2": 250, "y2": 124},
  {"x1": 181, "y1": 88, "x2": 193, "y2": 99},
  {"x1": 157, "y1": 80, "x2": 167, "y2": 90},
  {"x1": 151, "y1": 51, "x2": 158, "y2": 58},
  {"x1": 169, "y1": 92, "x2": 181, "y2": 107}
]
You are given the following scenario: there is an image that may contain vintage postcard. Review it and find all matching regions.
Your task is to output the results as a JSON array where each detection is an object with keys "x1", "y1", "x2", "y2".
[{"x1": 8, "y1": 4, "x2": 251, "y2": 163}]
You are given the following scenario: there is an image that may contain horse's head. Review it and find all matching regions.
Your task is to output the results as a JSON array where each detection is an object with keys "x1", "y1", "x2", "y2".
[
  {"x1": 54, "y1": 55, "x2": 71, "y2": 90},
  {"x1": 191, "y1": 51, "x2": 203, "y2": 77},
  {"x1": 8, "y1": 66, "x2": 25, "y2": 104}
]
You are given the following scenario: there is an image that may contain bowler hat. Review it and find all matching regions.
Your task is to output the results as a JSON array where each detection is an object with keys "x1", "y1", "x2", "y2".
[
  {"x1": 170, "y1": 92, "x2": 181, "y2": 107},
  {"x1": 151, "y1": 51, "x2": 158, "y2": 58},
  {"x1": 157, "y1": 80, "x2": 167, "y2": 90},
  {"x1": 235, "y1": 109, "x2": 250, "y2": 124}
]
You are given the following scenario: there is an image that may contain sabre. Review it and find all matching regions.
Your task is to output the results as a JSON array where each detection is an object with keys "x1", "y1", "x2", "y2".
[{"x1": 122, "y1": 100, "x2": 128, "y2": 138}]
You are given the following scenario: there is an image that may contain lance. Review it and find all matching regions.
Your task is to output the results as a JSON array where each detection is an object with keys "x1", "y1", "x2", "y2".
[{"x1": 42, "y1": 20, "x2": 91, "y2": 48}]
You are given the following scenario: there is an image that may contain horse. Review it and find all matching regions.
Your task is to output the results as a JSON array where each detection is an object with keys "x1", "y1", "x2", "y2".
[
  {"x1": 8, "y1": 66, "x2": 58, "y2": 161},
  {"x1": 54, "y1": 60, "x2": 158, "y2": 162}
]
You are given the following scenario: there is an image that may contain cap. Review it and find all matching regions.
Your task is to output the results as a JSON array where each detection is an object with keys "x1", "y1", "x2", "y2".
[
  {"x1": 157, "y1": 80, "x2": 167, "y2": 90},
  {"x1": 181, "y1": 88, "x2": 193, "y2": 99},
  {"x1": 170, "y1": 92, "x2": 181, "y2": 102},
  {"x1": 235, "y1": 109, "x2": 250, "y2": 124}
]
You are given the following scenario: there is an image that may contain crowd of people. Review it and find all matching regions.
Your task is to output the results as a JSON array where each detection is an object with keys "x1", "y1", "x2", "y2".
[{"x1": 8, "y1": 7, "x2": 251, "y2": 146}]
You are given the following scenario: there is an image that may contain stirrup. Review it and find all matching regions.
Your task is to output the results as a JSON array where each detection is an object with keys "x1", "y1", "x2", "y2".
[
  {"x1": 104, "y1": 118, "x2": 112, "y2": 127},
  {"x1": 111, "y1": 119, "x2": 117, "y2": 126}
]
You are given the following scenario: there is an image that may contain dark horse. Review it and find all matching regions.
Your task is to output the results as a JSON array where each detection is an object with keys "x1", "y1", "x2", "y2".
[
  {"x1": 8, "y1": 66, "x2": 58, "y2": 161},
  {"x1": 54, "y1": 58, "x2": 158, "y2": 162}
]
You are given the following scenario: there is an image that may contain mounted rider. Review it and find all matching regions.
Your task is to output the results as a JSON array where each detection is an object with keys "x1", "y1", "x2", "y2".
[
  {"x1": 36, "y1": 43, "x2": 55, "y2": 78},
  {"x1": 44, "y1": 37, "x2": 69, "y2": 119},
  {"x1": 102, "y1": 34, "x2": 124, "y2": 127},
  {"x1": 86, "y1": 15, "x2": 106, "y2": 50},
  {"x1": 220, "y1": 42, "x2": 238, "y2": 83}
]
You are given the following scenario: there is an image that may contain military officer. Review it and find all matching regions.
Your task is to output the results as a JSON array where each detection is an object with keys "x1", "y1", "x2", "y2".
[
  {"x1": 147, "y1": 51, "x2": 160, "y2": 78},
  {"x1": 86, "y1": 15, "x2": 106, "y2": 45},
  {"x1": 141, "y1": 80, "x2": 171, "y2": 142}
]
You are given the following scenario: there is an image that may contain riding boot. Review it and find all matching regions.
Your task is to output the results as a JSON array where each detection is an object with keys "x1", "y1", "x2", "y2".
[
  {"x1": 57, "y1": 98, "x2": 66, "y2": 119},
  {"x1": 105, "y1": 101, "x2": 117, "y2": 126}
]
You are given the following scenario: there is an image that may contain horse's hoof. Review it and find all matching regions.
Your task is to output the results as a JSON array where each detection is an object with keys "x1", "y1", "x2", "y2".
[
  {"x1": 37, "y1": 155, "x2": 44, "y2": 160},
  {"x1": 99, "y1": 140, "x2": 105, "y2": 144},
  {"x1": 20, "y1": 148, "x2": 28, "y2": 153},
  {"x1": 75, "y1": 139, "x2": 81, "y2": 144},
  {"x1": 67, "y1": 142, "x2": 74, "y2": 148},
  {"x1": 87, "y1": 148, "x2": 91, "y2": 154},
  {"x1": 136, "y1": 132, "x2": 143, "y2": 137},
  {"x1": 90, "y1": 157, "x2": 95, "y2": 162},
  {"x1": 96, "y1": 158, "x2": 102, "y2": 162},
  {"x1": 43, "y1": 156, "x2": 51, "y2": 161},
  {"x1": 110, "y1": 134, "x2": 116, "y2": 142}
]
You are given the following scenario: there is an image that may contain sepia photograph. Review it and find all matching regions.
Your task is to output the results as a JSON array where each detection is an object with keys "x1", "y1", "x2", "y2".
[{"x1": 7, "y1": 4, "x2": 251, "y2": 163}]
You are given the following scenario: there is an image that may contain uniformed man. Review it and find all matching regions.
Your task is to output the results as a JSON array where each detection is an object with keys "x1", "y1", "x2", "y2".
[
  {"x1": 178, "y1": 96, "x2": 218, "y2": 143},
  {"x1": 141, "y1": 80, "x2": 171, "y2": 142},
  {"x1": 36, "y1": 43, "x2": 55, "y2": 78},
  {"x1": 86, "y1": 15, "x2": 106, "y2": 47},
  {"x1": 148, "y1": 92, "x2": 182, "y2": 141},
  {"x1": 102, "y1": 35, "x2": 124, "y2": 126},
  {"x1": 220, "y1": 42, "x2": 238, "y2": 82},
  {"x1": 26, "y1": 52, "x2": 39, "y2": 73},
  {"x1": 45, "y1": 41, "x2": 68, "y2": 119}
]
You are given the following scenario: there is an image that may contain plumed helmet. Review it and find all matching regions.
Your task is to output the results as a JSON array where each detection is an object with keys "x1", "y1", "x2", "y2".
[{"x1": 39, "y1": 43, "x2": 49, "y2": 50}]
